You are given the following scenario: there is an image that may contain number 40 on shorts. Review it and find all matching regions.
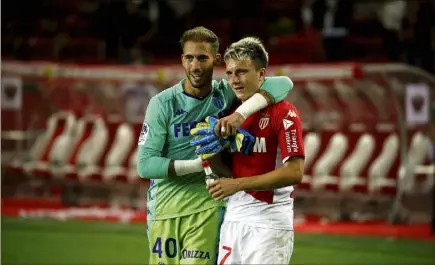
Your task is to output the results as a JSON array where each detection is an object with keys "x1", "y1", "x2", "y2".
[{"x1": 152, "y1": 237, "x2": 178, "y2": 258}]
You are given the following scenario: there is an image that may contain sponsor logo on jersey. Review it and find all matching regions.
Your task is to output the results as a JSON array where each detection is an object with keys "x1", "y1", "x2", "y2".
[
  {"x1": 173, "y1": 121, "x2": 198, "y2": 137},
  {"x1": 286, "y1": 110, "x2": 297, "y2": 118},
  {"x1": 285, "y1": 129, "x2": 298, "y2": 153},
  {"x1": 259, "y1": 112, "x2": 270, "y2": 130},
  {"x1": 253, "y1": 137, "x2": 267, "y2": 153},
  {"x1": 182, "y1": 250, "x2": 210, "y2": 260},
  {"x1": 283, "y1": 119, "x2": 294, "y2": 130},
  {"x1": 138, "y1": 121, "x2": 149, "y2": 145},
  {"x1": 212, "y1": 94, "x2": 224, "y2": 109}
]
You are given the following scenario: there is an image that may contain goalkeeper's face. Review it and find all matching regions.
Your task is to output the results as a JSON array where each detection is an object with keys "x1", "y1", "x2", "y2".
[
  {"x1": 225, "y1": 58, "x2": 266, "y2": 102},
  {"x1": 182, "y1": 41, "x2": 218, "y2": 90}
]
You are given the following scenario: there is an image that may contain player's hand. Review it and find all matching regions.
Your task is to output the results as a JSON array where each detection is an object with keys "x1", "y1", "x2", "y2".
[
  {"x1": 190, "y1": 116, "x2": 230, "y2": 159},
  {"x1": 215, "y1": 112, "x2": 246, "y2": 138},
  {"x1": 207, "y1": 178, "x2": 240, "y2": 201}
]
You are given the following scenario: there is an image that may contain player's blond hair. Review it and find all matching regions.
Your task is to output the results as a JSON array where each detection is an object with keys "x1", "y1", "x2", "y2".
[
  {"x1": 224, "y1": 37, "x2": 269, "y2": 69},
  {"x1": 179, "y1": 26, "x2": 219, "y2": 54}
]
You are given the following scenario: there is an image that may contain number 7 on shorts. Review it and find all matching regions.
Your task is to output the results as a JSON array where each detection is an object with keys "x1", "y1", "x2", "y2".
[{"x1": 219, "y1": 246, "x2": 232, "y2": 265}]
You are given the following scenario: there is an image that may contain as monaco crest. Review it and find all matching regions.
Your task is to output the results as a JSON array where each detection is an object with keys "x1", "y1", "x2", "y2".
[{"x1": 259, "y1": 113, "x2": 270, "y2": 130}]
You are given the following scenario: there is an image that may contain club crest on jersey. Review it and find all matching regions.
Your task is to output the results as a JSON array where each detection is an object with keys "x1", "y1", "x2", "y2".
[
  {"x1": 212, "y1": 94, "x2": 224, "y2": 109},
  {"x1": 259, "y1": 112, "x2": 270, "y2": 130},
  {"x1": 138, "y1": 122, "x2": 149, "y2": 145}
]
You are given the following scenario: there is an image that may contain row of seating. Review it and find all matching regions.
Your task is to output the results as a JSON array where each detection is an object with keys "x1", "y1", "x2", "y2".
[
  {"x1": 298, "y1": 129, "x2": 432, "y2": 195},
  {"x1": 6, "y1": 111, "x2": 142, "y2": 183},
  {"x1": 5, "y1": 111, "x2": 433, "y2": 196}
]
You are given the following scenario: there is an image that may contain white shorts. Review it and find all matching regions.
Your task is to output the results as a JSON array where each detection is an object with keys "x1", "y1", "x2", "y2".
[{"x1": 217, "y1": 221, "x2": 294, "y2": 265}]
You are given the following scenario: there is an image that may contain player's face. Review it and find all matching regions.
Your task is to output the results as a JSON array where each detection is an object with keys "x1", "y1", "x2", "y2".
[
  {"x1": 225, "y1": 59, "x2": 266, "y2": 102},
  {"x1": 181, "y1": 41, "x2": 218, "y2": 90}
]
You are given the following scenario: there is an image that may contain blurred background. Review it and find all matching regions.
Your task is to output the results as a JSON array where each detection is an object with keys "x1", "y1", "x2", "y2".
[{"x1": 1, "y1": 0, "x2": 435, "y2": 264}]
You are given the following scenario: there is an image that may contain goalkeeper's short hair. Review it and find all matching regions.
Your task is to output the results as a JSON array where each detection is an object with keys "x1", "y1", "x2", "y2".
[
  {"x1": 180, "y1": 26, "x2": 220, "y2": 54},
  {"x1": 224, "y1": 37, "x2": 269, "y2": 70}
]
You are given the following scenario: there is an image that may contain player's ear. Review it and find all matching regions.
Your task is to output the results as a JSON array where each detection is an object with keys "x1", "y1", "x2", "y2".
[
  {"x1": 214, "y1": 53, "x2": 222, "y2": 66},
  {"x1": 259, "y1": 68, "x2": 266, "y2": 82}
]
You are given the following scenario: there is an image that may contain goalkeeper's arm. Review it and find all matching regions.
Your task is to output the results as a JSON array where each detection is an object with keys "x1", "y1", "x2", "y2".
[
  {"x1": 137, "y1": 97, "x2": 203, "y2": 179},
  {"x1": 234, "y1": 76, "x2": 293, "y2": 119}
]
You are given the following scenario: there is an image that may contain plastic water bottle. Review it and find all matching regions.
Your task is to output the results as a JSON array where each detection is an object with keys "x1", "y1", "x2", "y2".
[{"x1": 202, "y1": 160, "x2": 218, "y2": 186}]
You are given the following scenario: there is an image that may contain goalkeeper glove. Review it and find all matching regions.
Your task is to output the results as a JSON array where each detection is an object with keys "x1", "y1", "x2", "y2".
[
  {"x1": 190, "y1": 116, "x2": 230, "y2": 160},
  {"x1": 230, "y1": 128, "x2": 256, "y2": 155},
  {"x1": 191, "y1": 116, "x2": 256, "y2": 158}
]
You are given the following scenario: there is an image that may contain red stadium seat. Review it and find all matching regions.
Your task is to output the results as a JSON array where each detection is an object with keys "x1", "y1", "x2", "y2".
[
  {"x1": 339, "y1": 133, "x2": 376, "y2": 192},
  {"x1": 102, "y1": 122, "x2": 142, "y2": 183},
  {"x1": 50, "y1": 115, "x2": 104, "y2": 180},
  {"x1": 79, "y1": 122, "x2": 135, "y2": 182},
  {"x1": 311, "y1": 133, "x2": 349, "y2": 192},
  {"x1": 367, "y1": 133, "x2": 400, "y2": 195},
  {"x1": 18, "y1": 111, "x2": 76, "y2": 178}
]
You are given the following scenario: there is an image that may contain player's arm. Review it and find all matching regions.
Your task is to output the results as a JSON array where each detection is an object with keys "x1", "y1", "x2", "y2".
[
  {"x1": 137, "y1": 97, "x2": 202, "y2": 179},
  {"x1": 237, "y1": 106, "x2": 305, "y2": 190},
  {"x1": 208, "y1": 105, "x2": 304, "y2": 200},
  {"x1": 217, "y1": 77, "x2": 293, "y2": 136},
  {"x1": 236, "y1": 76, "x2": 293, "y2": 115},
  {"x1": 236, "y1": 157, "x2": 304, "y2": 191}
]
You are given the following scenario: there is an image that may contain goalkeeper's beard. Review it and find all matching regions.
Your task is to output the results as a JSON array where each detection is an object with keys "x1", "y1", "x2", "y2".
[{"x1": 186, "y1": 71, "x2": 213, "y2": 90}]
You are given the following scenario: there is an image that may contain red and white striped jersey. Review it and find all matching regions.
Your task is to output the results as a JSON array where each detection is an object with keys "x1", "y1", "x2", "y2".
[{"x1": 226, "y1": 101, "x2": 305, "y2": 230}]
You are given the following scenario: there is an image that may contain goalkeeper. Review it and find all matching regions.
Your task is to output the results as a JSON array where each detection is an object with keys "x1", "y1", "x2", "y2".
[{"x1": 137, "y1": 27, "x2": 293, "y2": 265}]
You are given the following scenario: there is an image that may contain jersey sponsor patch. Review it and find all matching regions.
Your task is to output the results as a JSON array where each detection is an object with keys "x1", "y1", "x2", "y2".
[
  {"x1": 138, "y1": 121, "x2": 149, "y2": 145},
  {"x1": 283, "y1": 119, "x2": 293, "y2": 130}
]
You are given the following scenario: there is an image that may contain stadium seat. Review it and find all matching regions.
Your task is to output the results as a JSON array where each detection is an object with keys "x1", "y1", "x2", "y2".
[
  {"x1": 77, "y1": 119, "x2": 125, "y2": 182},
  {"x1": 51, "y1": 115, "x2": 107, "y2": 180},
  {"x1": 299, "y1": 132, "x2": 321, "y2": 190},
  {"x1": 397, "y1": 132, "x2": 432, "y2": 193},
  {"x1": 339, "y1": 133, "x2": 376, "y2": 192},
  {"x1": 21, "y1": 111, "x2": 76, "y2": 178},
  {"x1": 367, "y1": 133, "x2": 399, "y2": 195},
  {"x1": 311, "y1": 133, "x2": 349, "y2": 191},
  {"x1": 79, "y1": 122, "x2": 135, "y2": 182}
]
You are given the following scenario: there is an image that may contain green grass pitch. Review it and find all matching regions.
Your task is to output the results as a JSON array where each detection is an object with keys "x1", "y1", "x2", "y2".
[{"x1": 2, "y1": 217, "x2": 434, "y2": 264}]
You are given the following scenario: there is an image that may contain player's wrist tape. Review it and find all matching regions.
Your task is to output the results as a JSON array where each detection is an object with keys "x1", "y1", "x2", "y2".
[
  {"x1": 174, "y1": 157, "x2": 203, "y2": 176},
  {"x1": 235, "y1": 93, "x2": 268, "y2": 119}
]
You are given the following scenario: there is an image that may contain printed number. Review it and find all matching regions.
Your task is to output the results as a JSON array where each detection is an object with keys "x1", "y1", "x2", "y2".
[
  {"x1": 152, "y1": 237, "x2": 177, "y2": 259},
  {"x1": 152, "y1": 237, "x2": 163, "y2": 258},
  {"x1": 165, "y1": 238, "x2": 177, "y2": 258},
  {"x1": 219, "y1": 246, "x2": 232, "y2": 265}
]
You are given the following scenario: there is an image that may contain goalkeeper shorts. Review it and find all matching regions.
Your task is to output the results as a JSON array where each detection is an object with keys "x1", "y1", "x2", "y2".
[{"x1": 147, "y1": 207, "x2": 225, "y2": 264}]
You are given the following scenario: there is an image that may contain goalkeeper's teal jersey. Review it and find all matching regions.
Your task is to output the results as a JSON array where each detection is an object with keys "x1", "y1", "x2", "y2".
[
  {"x1": 137, "y1": 77, "x2": 292, "y2": 220},
  {"x1": 140, "y1": 79, "x2": 235, "y2": 220}
]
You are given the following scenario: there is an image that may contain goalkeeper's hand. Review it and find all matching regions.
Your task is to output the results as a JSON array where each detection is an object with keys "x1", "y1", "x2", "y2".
[
  {"x1": 191, "y1": 116, "x2": 256, "y2": 158},
  {"x1": 190, "y1": 116, "x2": 230, "y2": 160}
]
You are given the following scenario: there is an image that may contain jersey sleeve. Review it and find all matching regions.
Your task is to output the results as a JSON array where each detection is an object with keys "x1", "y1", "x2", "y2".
[
  {"x1": 274, "y1": 104, "x2": 305, "y2": 164},
  {"x1": 137, "y1": 97, "x2": 171, "y2": 179},
  {"x1": 261, "y1": 76, "x2": 293, "y2": 103}
]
